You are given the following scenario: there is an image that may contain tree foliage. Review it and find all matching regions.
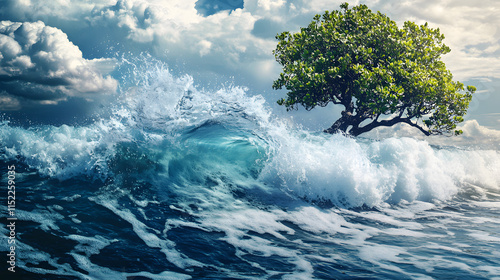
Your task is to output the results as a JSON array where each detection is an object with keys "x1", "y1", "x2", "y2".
[{"x1": 273, "y1": 3, "x2": 476, "y2": 136}]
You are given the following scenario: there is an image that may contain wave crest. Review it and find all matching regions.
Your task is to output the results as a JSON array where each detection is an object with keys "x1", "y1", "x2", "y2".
[{"x1": 1, "y1": 59, "x2": 499, "y2": 207}]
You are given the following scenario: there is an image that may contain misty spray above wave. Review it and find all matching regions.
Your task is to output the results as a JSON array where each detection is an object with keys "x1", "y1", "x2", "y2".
[{"x1": 1, "y1": 58, "x2": 499, "y2": 207}]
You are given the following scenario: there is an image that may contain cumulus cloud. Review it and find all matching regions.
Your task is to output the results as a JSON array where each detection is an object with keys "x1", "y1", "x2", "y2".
[
  {"x1": 83, "y1": 0, "x2": 321, "y2": 90},
  {"x1": 88, "y1": 0, "x2": 203, "y2": 43},
  {"x1": 0, "y1": 0, "x2": 113, "y2": 22},
  {"x1": 0, "y1": 20, "x2": 117, "y2": 110},
  {"x1": 369, "y1": 0, "x2": 500, "y2": 81},
  {"x1": 2, "y1": 0, "x2": 499, "y2": 83},
  {"x1": 84, "y1": 0, "x2": 500, "y2": 88},
  {"x1": 0, "y1": 92, "x2": 20, "y2": 111}
]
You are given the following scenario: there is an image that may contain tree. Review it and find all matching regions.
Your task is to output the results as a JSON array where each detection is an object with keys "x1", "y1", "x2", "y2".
[{"x1": 272, "y1": 3, "x2": 476, "y2": 136}]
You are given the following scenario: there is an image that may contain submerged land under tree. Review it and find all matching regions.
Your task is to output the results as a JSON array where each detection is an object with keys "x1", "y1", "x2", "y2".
[{"x1": 273, "y1": 3, "x2": 476, "y2": 136}]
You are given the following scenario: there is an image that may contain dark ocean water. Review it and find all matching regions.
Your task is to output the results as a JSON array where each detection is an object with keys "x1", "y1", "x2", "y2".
[{"x1": 1, "y1": 63, "x2": 499, "y2": 279}]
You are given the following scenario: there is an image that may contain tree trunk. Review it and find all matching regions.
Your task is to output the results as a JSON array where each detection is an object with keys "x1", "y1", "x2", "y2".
[{"x1": 324, "y1": 110, "x2": 355, "y2": 134}]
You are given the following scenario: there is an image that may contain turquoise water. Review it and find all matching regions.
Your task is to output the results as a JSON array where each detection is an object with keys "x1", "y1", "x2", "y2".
[{"x1": 1, "y1": 64, "x2": 499, "y2": 279}]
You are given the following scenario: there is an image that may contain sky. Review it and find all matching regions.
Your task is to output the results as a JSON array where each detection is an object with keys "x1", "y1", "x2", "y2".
[{"x1": 0, "y1": 0, "x2": 499, "y2": 135}]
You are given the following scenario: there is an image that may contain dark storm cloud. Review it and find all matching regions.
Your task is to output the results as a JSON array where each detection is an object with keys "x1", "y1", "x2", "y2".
[{"x1": 0, "y1": 20, "x2": 117, "y2": 111}]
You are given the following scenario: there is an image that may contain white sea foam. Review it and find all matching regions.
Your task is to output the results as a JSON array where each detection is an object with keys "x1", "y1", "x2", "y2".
[
  {"x1": 262, "y1": 129, "x2": 500, "y2": 207},
  {"x1": 474, "y1": 201, "x2": 500, "y2": 208},
  {"x1": 467, "y1": 230, "x2": 500, "y2": 243},
  {"x1": 92, "y1": 197, "x2": 203, "y2": 269},
  {"x1": 0, "y1": 122, "x2": 111, "y2": 179},
  {"x1": 67, "y1": 234, "x2": 117, "y2": 257}
]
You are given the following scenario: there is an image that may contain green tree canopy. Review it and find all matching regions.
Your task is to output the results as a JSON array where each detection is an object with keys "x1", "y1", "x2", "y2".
[{"x1": 273, "y1": 3, "x2": 476, "y2": 136}]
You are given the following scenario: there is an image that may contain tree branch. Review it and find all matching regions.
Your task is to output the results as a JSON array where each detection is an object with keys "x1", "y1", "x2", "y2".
[
  {"x1": 349, "y1": 116, "x2": 431, "y2": 136},
  {"x1": 401, "y1": 118, "x2": 431, "y2": 136}
]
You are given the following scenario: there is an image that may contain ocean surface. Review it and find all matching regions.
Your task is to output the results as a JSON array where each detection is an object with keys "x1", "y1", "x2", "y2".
[{"x1": 1, "y1": 62, "x2": 500, "y2": 280}]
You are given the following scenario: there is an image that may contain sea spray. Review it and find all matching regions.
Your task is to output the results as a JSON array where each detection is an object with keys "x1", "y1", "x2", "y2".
[{"x1": 262, "y1": 130, "x2": 500, "y2": 207}]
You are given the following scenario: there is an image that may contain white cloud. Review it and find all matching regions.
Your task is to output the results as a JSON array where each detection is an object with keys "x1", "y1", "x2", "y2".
[
  {"x1": 365, "y1": 0, "x2": 500, "y2": 80},
  {"x1": 0, "y1": 92, "x2": 21, "y2": 111},
  {"x1": 0, "y1": 0, "x2": 114, "y2": 22},
  {"x1": 256, "y1": 0, "x2": 286, "y2": 11},
  {"x1": 0, "y1": 20, "x2": 117, "y2": 110},
  {"x1": 4, "y1": 0, "x2": 498, "y2": 83},
  {"x1": 2, "y1": 0, "x2": 499, "y2": 82},
  {"x1": 89, "y1": 0, "x2": 202, "y2": 43},
  {"x1": 198, "y1": 39, "x2": 212, "y2": 56},
  {"x1": 91, "y1": 0, "x2": 500, "y2": 85}
]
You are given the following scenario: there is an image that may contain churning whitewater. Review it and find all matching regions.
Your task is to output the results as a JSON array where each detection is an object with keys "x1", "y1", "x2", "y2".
[{"x1": 1, "y1": 62, "x2": 499, "y2": 279}]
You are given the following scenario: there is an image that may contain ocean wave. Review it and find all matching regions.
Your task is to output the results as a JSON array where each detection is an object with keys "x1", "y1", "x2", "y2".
[{"x1": 1, "y1": 60, "x2": 499, "y2": 207}]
